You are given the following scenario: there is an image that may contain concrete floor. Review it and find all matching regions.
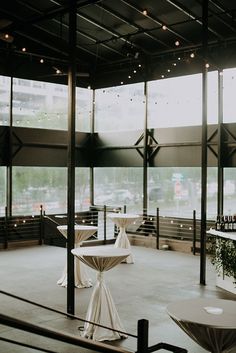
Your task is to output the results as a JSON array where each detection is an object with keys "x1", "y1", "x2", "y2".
[{"x1": 0, "y1": 244, "x2": 235, "y2": 353}]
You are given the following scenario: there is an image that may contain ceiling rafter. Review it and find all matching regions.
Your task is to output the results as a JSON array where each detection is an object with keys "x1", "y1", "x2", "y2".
[
  {"x1": 77, "y1": 11, "x2": 151, "y2": 54},
  {"x1": 165, "y1": 0, "x2": 224, "y2": 40},
  {"x1": 5, "y1": 0, "x2": 103, "y2": 29},
  {"x1": 5, "y1": 0, "x2": 111, "y2": 62},
  {"x1": 209, "y1": 0, "x2": 236, "y2": 21},
  {"x1": 95, "y1": 3, "x2": 171, "y2": 49},
  {"x1": 119, "y1": 0, "x2": 192, "y2": 44},
  {"x1": 45, "y1": 0, "x2": 127, "y2": 57},
  {"x1": 195, "y1": 0, "x2": 236, "y2": 34}
]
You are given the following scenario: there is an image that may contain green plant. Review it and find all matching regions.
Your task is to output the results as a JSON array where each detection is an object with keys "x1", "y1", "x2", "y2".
[{"x1": 208, "y1": 236, "x2": 236, "y2": 282}]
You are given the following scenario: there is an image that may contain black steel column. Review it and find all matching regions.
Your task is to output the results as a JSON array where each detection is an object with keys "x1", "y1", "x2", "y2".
[
  {"x1": 200, "y1": 0, "x2": 208, "y2": 285},
  {"x1": 90, "y1": 90, "x2": 95, "y2": 205},
  {"x1": 217, "y1": 70, "x2": 223, "y2": 216},
  {"x1": 67, "y1": 0, "x2": 77, "y2": 315},
  {"x1": 143, "y1": 82, "x2": 148, "y2": 214},
  {"x1": 6, "y1": 77, "x2": 13, "y2": 217}
]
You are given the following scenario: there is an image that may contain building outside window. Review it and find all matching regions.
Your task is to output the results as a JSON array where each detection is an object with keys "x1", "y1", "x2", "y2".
[
  {"x1": 0, "y1": 167, "x2": 6, "y2": 216},
  {"x1": 0, "y1": 75, "x2": 10, "y2": 126},
  {"x1": 94, "y1": 167, "x2": 143, "y2": 213},
  {"x1": 94, "y1": 83, "x2": 145, "y2": 132},
  {"x1": 223, "y1": 68, "x2": 236, "y2": 123}
]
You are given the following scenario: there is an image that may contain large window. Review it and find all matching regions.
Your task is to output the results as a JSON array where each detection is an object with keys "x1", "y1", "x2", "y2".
[
  {"x1": 76, "y1": 87, "x2": 93, "y2": 132},
  {"x1": 223, "y1": 68, "x2": 236, "y2": 123},
  {"x1": 0, "y1": 76, "x2": 10, "y2": 126},
  {"x1": 94, "y1": 167, "x2": 143, "y2": 212},
  {"x1": 148, "y1": 74, "x2": 202, "y2": 128},
  {"x1": 11, "y1": 167, "x2": 90, "y2": 215},
  {"x1": 12, "y1": 79, "x2": 68, "y2": 130},
  {"x1": 12, "y1": 79, "x2": 92, "y2": 131},
  {"x1": 148, "y1": 167, "x2": 217, "y2": 219},
  {"x1": 12, "y1": 167, "x2": 67, "y2": 215},
  {"x1": 224, "y1": 168, "x2": 236, "y2": 215},
  {"x1": 0, "y1": 167, "x2": 6, "y2": 216},
  {"x1": 94, "y1": 83, "x2": 145, "y2": 132}
]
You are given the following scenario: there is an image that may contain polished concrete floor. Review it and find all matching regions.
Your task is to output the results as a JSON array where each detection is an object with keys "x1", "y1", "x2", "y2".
[{"x1": 0, "y1": 243, "x2": 235, "y2": 353}]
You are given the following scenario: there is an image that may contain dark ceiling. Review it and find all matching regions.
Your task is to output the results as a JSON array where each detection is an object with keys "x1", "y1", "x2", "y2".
[{"x1": 0, "y1": 0, "x2": 236, "y2": 88}]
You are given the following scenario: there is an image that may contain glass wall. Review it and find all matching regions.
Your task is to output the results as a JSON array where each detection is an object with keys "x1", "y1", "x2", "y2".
[
  {"x1": 224, "y1": 168, "x2": 236, "y2": 215},
  {"x1": 0, "y1": 76, "x2": 10, "y2": 126},
  {"x1": 0, "y1": 167, "x2": 6, "y2": 216},
  {"x1": 148, "y1": 71, "x2": 218, "y2": 128},
  {"x1": 12, "y1": 79, "x2": 92, "y2": 131},
  {"x1": 223, "y1": 68, "x2": 236, "y2": 123},
  {"x1": 147, "y1": 74, "x2": 202, "y2": 128},
  {"x1": 94, "y1": 83, "x2": 145, "y2": 132},
  {"x1": 76, "y1": 87, "x2": 93, "y2": 132},
  {"x1": 94, "y1": 167, "x2": 143, "y2": 212},
  {"x1": 11, "y1": 167, "x2": 90, "y2": 215},
  {"x1": 12, "y1": 79, "x2": 68, "y2": 130},
  {"x1": 75, "y1": 168, "x2": 90, "y2": 211},
  {"x1": 148, "y1": 167, "x2": 217, "y2": 219},
  {"x1": 12, "y1": 167, "x2": 67, "y2": 215}
]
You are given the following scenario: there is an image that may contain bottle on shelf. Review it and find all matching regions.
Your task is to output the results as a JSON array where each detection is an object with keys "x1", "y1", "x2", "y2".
[
  {"x1": 215, "y1": 215, "x2": 221, "y2": 231},
  {"x1": 220, "y1": 215, "x2": 225, "y2": 231},
  {"x1": 228, "y1": 215, "x2": 233, "y2": 231},
  {"x1": 233, "y1": 215, "x2": 236, "y2": 231},
  {"x1": 224, "y1": 215, "x2": 229, "y2": 232}
]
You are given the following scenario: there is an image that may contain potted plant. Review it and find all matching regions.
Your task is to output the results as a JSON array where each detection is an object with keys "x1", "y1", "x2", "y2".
[{"x1": 208, "y1": 235, "x2": 236, "y2": 294}]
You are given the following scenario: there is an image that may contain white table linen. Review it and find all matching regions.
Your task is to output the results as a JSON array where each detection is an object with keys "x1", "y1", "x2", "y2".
[
  {"x1": 107, "y1": 213, "x2": 139, "y2": 264},
  {"x1": 72, "y1": 246, "x2": 130, "y2": 341},
  {"x1": 57, "y1": 225, "x2": 98, "y2": 288},
  {"x1": 167, "y1": 298, "x2": 236, "y2": 353}
]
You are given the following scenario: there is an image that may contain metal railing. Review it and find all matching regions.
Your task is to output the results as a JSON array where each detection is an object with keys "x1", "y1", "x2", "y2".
[
  {"x1": 0, "y1": 290, "x2": 187, "y2": 353},
  {"x1": 0, "y1": 205, "x2": 215, "y2": 254}
]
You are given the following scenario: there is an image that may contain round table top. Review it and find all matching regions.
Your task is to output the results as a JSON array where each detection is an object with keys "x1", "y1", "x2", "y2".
[
  {"x1": 167, "y1": 298, "x2": 236, "y2": 329},
  {"x1": 107, "y1": 213, "x2": 140, "y2": 220},
  {"x1": 72, "y1": 245, "x2": 130, "y2": 258},
  {"x1": 57, "y1": 224, "x2": 98, "y2": 232},
  {"x1": 72, "y1": 246, "x2": 131, "y2": 272}
]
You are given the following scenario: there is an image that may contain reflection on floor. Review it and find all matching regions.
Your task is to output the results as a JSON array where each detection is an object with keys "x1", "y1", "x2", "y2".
[{"x1": 0, "y1": 244, "x2": 235, "y2": 353}]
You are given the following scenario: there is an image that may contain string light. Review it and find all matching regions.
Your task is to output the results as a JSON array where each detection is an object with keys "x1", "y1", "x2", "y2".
[
  {"x1": 173, "y1": 62, "x2": 177, "y2": 66},
  {"x1": 205, "y1": 63, "x2": 210, "y2": 68},
  {"x1": 40, "y1": 58, "x2": 44, "y2": 63},
  {"x1": 161, "y1": 74, "x2": 165, "y2": 78},
  {"x1": 175, "y1": 40, "x2": 180, "y2": 46},
  {"x1": 190, "y1": 53, "x2": 195, "y2": 58},
  {"x1": 4, "y1": 34, "x2": 9, "y2": 39},
  {"x1": 128, "y1": 75, "x2": 131, "y2": 79},
  {"x1": 162, "y1": 25, "x2": 167, "y2": 30},
  {"x1": 167, "y1": 69, "x2": 171, "y2": 72},
  {"x1": 142, "y1": 9, "x2": 148, "y2": 15},
  {"x1": 22, "y1": 47, "x2": 26, "y2": 52}
]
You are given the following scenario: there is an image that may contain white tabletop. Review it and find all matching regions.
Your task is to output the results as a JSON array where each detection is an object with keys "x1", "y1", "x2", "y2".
[
  {"x1": 57, "y1": 224, "x2": 98, "y2": 232},
  {"x1": 167, "y1": 298, "x2": 236, "y2": 353},
  {"x1": 72, "y1": 245, "x2": 130, "y2": 257},
  {"x1": 207, "y1": 228, "x2": 236, "y2": 241},
  {"x1": 167, "y1": 298, "x2": 236, "y2": 329},
  {"x1": 107, "y1": 213, "x2": 139, "y2": 220}
]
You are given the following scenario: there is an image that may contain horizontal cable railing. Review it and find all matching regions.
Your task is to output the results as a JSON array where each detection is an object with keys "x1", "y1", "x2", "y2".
[
  {"x1": 1, "y1": 205, "x2": 215, "y2": 254},
  {"x1": 0, "y1": 290, "x2": 187, "y2": 353}
]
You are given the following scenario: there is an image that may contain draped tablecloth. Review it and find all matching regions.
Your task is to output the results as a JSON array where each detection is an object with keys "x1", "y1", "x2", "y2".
[
  {"x1": 107, "y1": 213, "x2": 139, "y2": 264},
  {"x1": 57, "y1": 225, "x2": 98, "y2": 288},
  {"x1": 167, "y1": 298, "x2": 236, "y2": 353},
  {"x1": 72, "y1": 246, "x2": 130, "y2": 341}
]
